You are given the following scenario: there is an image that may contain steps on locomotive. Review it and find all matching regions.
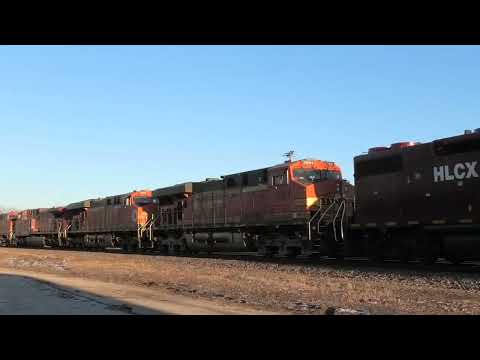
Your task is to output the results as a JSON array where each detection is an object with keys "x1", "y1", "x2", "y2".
[
  {"x1": 310, "y1": 201, "x2": 348, "y2": 259},
  {"x1": 311, "y1": 228, "x2": 345, "y2": 258}
]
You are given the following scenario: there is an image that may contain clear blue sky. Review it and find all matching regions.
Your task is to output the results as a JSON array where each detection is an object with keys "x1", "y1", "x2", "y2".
[{"x1": 1, "y1": 45, "x2": 479, "y2": 209}]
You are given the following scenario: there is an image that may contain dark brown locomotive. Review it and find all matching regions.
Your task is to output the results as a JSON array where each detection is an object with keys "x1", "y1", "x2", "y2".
[{"x1": 349, "y1": 130, "x2": 480, "y2": 263}]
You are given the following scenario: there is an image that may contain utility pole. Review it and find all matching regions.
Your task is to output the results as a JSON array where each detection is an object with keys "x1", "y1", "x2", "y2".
[{"x1": 284, "y1": 150, "x2": 295, "y2": 162}]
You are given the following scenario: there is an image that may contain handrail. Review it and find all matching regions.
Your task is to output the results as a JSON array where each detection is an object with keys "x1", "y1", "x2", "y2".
[
  {"x1": 307, "y1": 200, "x2": 337, "y2": 241},
  {"x1": 57, "y1": 223, "x2": 63, "y2": 245},
  {"x1": 340, "y1": 200, "x2": 347, "y2": 241},
  {"x1": 307, "y1": 198, "x2": 351, "y2": 243},
  {"x1": 138, "y1": 215, "x2": 156, "y2": 248},
  {"x1": 308, "y1": 204, "x2": 326, "y2": 241},
  {"x1": 148, "y1": 214, "x2": 156, "y2": 248},
  {"x1": 316, "y1": 201, "x2": 338, "y2": 234},
  {"x1": 332, "y1": 200, "x2": 345, "y2": 242},
  {"x1": 63, "y1": 224, "x2": 72, "y2": 247}
]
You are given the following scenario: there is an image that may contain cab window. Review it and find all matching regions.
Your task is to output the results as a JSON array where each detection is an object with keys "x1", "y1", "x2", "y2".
[
  {"x1": 355, "y1": 155, "x2": 403, "y2": 179},
  {"x1": 293, "y1": 169, "x2": 341, "y2": 184},
  {"x1": 272, "y1": 175, "x2": 285, "y2": 185}
]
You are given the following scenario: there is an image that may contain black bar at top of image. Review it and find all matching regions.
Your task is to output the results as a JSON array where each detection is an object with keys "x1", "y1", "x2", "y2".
[
  {"x1": 1, "y1": 17, "x2": 480, "y2": 45},
  {"x1": 0, "y1": 31, "x2": 480, "y2": 45},
  {"x1": 2, "y1": 2, "x2": 479, "y2": 44}
]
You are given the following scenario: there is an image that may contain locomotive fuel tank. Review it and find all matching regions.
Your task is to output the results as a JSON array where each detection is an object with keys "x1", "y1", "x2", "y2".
[
  {"x1": 189, "y1": 232, "x2": 246, "y2": 252},
  {"x1": 19, "y1": 236, "x2": 46, "y2": 248}
]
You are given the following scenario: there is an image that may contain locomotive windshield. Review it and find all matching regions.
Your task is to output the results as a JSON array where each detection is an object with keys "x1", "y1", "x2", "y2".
[
  {"x1": 134, "y1": 197, "x2": 154, "y2": 206},
  {"x1": 293, "y1": 169, "x2": 340, "y2": 184}
]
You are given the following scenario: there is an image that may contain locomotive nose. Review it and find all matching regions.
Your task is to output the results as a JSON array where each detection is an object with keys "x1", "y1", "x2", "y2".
[{"x1": 313, "y1": 179, "x2": 342, "y2": 195}]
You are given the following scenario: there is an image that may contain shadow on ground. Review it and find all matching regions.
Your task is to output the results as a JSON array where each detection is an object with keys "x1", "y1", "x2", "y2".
[{"x1": 0, "y1": 274, "x2": 167, "y2": 315}]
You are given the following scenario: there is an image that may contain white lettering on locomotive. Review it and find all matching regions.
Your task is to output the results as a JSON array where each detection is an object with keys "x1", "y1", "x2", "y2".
[
  {"x1": 453, "y1": 163, "x2": 466, "y2": 179},
  {"x1": 434, "y1": 161, "x2": 478, "y2": 182}
]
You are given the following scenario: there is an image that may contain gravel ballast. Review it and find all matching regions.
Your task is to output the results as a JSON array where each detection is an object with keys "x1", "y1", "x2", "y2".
[{"x1": 1, "y1": 248, "x2": 480, "y2": 314}]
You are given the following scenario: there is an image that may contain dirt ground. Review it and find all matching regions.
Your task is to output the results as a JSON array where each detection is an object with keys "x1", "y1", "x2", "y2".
[
  {"x1": 1, "y1": 247, "x2": 480, "y2": 314},
  {"x1": 0, "y1": 270, "x2": 274, "y2": 315},
  {"x1": 0, "y1": 273, "x2": 149, "y2": 315}
]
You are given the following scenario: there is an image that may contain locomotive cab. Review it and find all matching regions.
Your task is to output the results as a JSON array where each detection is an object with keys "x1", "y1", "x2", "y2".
[{"x1": 289, "y1": 159, "x2": 343, "y2": 211}]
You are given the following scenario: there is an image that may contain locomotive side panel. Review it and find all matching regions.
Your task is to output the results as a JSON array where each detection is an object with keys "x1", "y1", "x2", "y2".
[
  {"x1": 0, "y1": 214, "x2": 9, "y2": 237},
  {"x1": 88, "y1": 207, "x2": 106, "y2": 232},
  {"x1": 428, "y1": 134, "x2": 480, "y2": 224},
  {"x1": 224, "y1": 187, "x2": 242, "y2": 225},
  {"x1": 36, "y1": 209, "x2": 59, "y2": 234},
  {"x1": 15, "y1": 210, "x2": 34, "y2": 238},
  {"x1": 264, "y1": 166, "x2": 294, "y2": 224},
  {"x1": 354, "y1": 152, "x2": 405, "y2": 226},
  {"x1": 81, "y1": 203, "x2": 146, "y2": 233},
  {"x1": 401, "y1": 143, "x2": 436, "y2": 224}
]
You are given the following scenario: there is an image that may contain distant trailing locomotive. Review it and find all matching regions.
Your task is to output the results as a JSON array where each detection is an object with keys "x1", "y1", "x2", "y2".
[{"x1": 1, "y1": 129, "x2": 480, "y2": 265}]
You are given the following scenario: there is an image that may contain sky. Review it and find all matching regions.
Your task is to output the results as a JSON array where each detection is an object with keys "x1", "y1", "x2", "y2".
[{"x1": 1, "y1": 45, "x2": 480, "y2": 209}]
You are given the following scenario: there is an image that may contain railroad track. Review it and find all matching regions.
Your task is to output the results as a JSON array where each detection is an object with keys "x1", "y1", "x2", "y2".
[{"x1": 4, "y1": 244, "x2": 480, "y2": 275}]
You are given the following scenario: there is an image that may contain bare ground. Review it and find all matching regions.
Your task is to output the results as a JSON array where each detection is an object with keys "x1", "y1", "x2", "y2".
[{"x1": 1, "y1": 247, "x2": 480, "y2": 314}]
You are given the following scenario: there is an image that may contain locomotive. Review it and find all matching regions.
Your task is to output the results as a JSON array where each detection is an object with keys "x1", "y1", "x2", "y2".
[
  {"x1": 347, "y1": 129, "x2": 480, "y2": 264},
  {"x1": 1, "y1": 129, "x2": 480, "y2": 265},
  {"x1": 146, "y1": 158, "x2": 348, "y2": 257}
]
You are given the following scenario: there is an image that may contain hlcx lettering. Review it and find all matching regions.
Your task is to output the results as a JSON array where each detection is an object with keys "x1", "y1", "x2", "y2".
[{"x1": 433, "y1": 161, "x2": 479, "y2": 182}]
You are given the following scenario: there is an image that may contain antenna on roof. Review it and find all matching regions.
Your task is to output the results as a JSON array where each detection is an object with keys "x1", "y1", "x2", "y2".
[{"x1": 284, "y1": 150, "x2": 295, "y2": 162}]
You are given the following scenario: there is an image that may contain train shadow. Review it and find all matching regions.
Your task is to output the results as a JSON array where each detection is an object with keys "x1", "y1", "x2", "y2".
[{"x1": 0, "y1": 273, "x2": 168, "y2": 315}]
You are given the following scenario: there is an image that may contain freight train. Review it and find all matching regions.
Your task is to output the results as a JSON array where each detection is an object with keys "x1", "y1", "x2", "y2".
[{"x1": 1, "y1": 129, "x2": 480, "y2": 265}]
